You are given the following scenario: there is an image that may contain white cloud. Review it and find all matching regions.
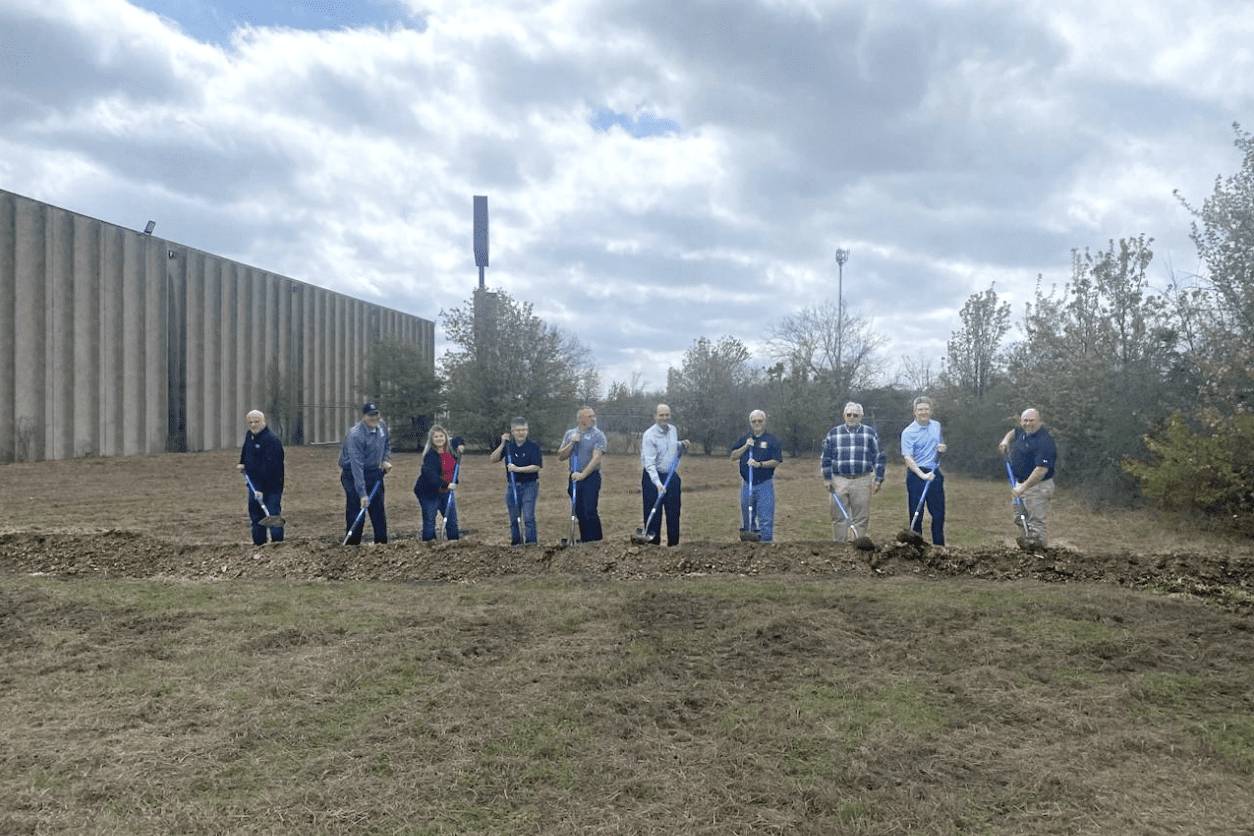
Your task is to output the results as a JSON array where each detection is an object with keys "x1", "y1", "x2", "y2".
[{"x1": 2, "y1": 0, "x2": 1252, "y2": 395}]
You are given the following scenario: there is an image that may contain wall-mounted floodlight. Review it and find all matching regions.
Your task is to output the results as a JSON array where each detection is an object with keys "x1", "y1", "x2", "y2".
[{"x1": 144, "y1": 221, "x2": 156, "y2": 235}]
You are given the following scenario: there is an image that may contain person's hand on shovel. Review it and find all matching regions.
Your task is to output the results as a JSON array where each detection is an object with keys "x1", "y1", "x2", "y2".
[{"x1": 920, "y1": 444, "x2": 947, "y2": 480}]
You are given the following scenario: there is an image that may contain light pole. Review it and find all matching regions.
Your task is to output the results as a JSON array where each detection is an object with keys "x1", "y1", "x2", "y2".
[{"x1": 835, "y1": 248, "x2": 849, "y2": 393}]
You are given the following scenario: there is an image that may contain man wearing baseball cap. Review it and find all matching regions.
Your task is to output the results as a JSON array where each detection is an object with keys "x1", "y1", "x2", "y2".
[{"x1": 339, "y1": 401, "x2": 393, "y2": 545}]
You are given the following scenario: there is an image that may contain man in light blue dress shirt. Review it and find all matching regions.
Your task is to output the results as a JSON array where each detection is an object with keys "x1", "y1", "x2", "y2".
[{"x1": 640, "y1": 404, "x2": 690, "y2": 546}]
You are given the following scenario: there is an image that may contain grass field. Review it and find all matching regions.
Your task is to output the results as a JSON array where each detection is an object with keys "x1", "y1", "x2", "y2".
[{"x1": 2, "y1": 448, "x2": 1253, "y2": 834}]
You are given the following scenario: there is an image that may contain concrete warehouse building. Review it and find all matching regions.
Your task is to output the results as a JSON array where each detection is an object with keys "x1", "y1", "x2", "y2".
[{"x1": 0, "y1": 188, "x2": 435, "y2": 463}]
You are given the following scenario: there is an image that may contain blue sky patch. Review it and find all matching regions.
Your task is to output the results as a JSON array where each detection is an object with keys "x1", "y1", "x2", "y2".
[
  {"x1": 131, "y1": 0, "x2": 421, "y2": 45},
  {"x1": 591, "y1": 108, "x2": 681, "y2": 138}
]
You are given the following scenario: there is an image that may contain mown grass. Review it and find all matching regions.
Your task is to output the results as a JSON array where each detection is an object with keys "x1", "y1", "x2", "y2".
[{"x1": 3, "y1": 573, "x2": 1252, "y2": 835}]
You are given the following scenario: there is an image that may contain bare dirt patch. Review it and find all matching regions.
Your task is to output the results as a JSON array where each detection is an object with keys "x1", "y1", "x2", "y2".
[{"x1": 2, "y1": 446, "x2": 1251, "y2": 612}]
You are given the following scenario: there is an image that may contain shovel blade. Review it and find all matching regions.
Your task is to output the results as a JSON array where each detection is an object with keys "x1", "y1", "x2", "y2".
[
  {"x1": 739, "y1": 529, "x2": 761, "y2": 542},
  {"x1": 259, "y1": 515, "x2": 284, "y2": 527}
]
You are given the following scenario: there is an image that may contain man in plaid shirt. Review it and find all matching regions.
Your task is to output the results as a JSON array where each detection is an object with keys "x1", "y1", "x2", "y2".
[{"x1": 820, "y1": 402, "x2": 885, "y2": 544}]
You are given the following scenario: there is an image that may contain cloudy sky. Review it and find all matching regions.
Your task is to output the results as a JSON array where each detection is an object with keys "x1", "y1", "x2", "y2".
[{"x1": 3, "y1": 0, "x2": 1251, "y2": 393}]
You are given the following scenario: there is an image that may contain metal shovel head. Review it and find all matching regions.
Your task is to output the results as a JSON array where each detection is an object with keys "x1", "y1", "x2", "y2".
[
  {"x1": 561, "y1": 517, "x2": 579, "y2": 548},
  {"x1": 630, "y1": 527, "x2": 653, "y2": 545},
  {"x1": 1014, "y1": 508, "x2": 1030, "y2": 537},
  {"x1": 854, "y1": 535, "x2": 875, "y2": 552},
  {"x1": 258, "y1": 513, "x2": 284, "y2": 527},
  {"x1": 739, "y1": 528, "x2": 761, "y2": 542}
]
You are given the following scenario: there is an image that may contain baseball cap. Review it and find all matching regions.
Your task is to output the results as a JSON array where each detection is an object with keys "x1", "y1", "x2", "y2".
[{"x1": 362, "y1": 402, "x2": 380, "y2": 415}]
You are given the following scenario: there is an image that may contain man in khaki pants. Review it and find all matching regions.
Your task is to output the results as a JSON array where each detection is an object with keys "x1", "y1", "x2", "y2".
[
  {"x1": 820, "y1": 402, "x2": 885, "y2": 543},
  {"x1": 999, "y1": 408, "x2": 1057, "y2": 548}
]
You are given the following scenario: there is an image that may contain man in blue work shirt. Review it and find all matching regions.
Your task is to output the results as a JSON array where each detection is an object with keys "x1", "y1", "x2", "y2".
[
  {"x1": 558, "y1": 406, "x2": 608, "y2": 542},
  {"x1": 999, "y1": 408, "x2": 1058, "y2": 548},
  {"x1": 339, "y1": 402, "x2": 392, "y2": 545},
  {"x1": 730, "y1": 410, "x2": 784, "y2": 542}
]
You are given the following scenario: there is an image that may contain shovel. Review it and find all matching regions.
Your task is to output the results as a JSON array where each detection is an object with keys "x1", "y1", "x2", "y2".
[
  {"x1": 830, "y1": 489, "x2": 875, "y2": 551},
  {"x1": 632, "y1": 448, "x2": 682, "y2": 544},
  {"x1": 343, "y1": 477, "x2": 382, "y2": 546},
  {"x1": 898, "y1": 458, "x2": 939, "y2": 547},
  {"x1": 561, "y1": 454, "x2": 580, "y2": 548},
  {"x1": 440, "y1": 459, "x2": 461, "y2": 542},
  {"x1": 506, "y1": 448, "x2": 525, "y2": 545},
  {"x1": 242, "y1": 472, "x2": 284, "y2": 527},
  {"x1": 1004, "y1": 459, "x2": 1034, "y2": 548},
  {"x1": 738, "y1": 450, "x2": 761, "y2": 542}
]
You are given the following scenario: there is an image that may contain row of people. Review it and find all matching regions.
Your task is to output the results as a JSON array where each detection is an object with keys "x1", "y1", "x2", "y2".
[
  {"x1": 236, "y1": 399, "x2": 1057, "y2": 548},
  {"x1": 820, "y1": 397, "x2": 1057, "y2": 549}
]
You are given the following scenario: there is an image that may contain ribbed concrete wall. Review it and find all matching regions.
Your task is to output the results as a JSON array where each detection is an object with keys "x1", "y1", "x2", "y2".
[{"x1": 0, "y1": 188, "x2": 435, "y2": 462}]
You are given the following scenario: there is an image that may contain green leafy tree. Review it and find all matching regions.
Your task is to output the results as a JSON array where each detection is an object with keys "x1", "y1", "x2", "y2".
[
  {"x1": 362, "y1": 335, "x2": 442, "y2": 451},
  {"x1": 1122, "y1": 410, "x2": 1254, "y2": 535},
  {"x1": 667, "y1": 336, "x2": 755, "y2": 454},
  {"x1": 440, "y1": 289, "x2": 597, "y2": 448},
  {"x1": 1005, "y1": 236, "x2": 1190, "y2": 501}
]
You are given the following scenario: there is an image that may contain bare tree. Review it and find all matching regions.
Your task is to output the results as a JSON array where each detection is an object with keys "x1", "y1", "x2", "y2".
[
  {"x1": 764, "y1": 300, "x2": 887, "y2": 428},
  {"x1": 945, "y1": 286, "x2": 1011, "y2": 400},
  {"x1": 896, "y1": 352, "x2": 938, "y2": 392}
]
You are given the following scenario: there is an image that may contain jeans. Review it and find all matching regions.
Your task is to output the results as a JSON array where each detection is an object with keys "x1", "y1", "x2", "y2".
[
  {"x1": 740, "y1": 478, "x2": 775, "y2": 542},
  {"x1": 505, "y1": 479, "x2": 538, "y2": 544},
  {"x1": 419, "y1": 492, "x2": 459, "y2": 541}
]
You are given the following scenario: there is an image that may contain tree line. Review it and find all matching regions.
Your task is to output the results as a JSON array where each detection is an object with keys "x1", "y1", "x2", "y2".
[{"x1": 365, "y1": 123, "x2": 1254, "y2": 535}]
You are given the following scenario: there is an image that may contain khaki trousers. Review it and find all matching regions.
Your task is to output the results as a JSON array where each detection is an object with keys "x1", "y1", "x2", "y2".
[
  {"x1": 831, "y1": 472, "x2": 874, "y2": 541},
  {"x1": 1018, "y1": 478, "x2": 1055, "y2": 546}
]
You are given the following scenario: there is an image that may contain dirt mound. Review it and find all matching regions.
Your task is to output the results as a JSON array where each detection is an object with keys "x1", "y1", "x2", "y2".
[{"x1": 3, "y1": 530, "x2": 1251, "y2": 613}]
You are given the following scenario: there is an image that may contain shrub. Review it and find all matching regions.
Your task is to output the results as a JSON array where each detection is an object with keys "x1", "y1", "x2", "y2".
[{"x1": 1122, "y1": 410, "x2": 1254, "y2": 534}]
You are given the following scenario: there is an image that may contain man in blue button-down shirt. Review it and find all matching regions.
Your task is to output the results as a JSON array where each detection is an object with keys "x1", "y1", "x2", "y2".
[{"x1": 901, "y1": 396, "x2": 947, "y2": 548}]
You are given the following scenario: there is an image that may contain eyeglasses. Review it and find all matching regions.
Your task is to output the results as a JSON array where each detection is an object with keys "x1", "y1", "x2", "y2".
[{"x1": 845, "y1": 413, "x2": 859, "y2": 417}]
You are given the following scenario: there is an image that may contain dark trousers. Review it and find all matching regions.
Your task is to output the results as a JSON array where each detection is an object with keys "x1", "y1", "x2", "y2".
[
  {"x1": 641, "y1": 470, "x2": 681, "y2": 546},
  {"x1": 569, "y1": 470, "x2": 603, "y2": 542},
  {"x1": 247, "y1": 492, "x2": 284, "y2": 545},
  {"x1": 342, "y1": 468, "x2": 387, "y2": 545},
  {"x1": 905, "y1": 468, "x2": 945, "y2": 546}
]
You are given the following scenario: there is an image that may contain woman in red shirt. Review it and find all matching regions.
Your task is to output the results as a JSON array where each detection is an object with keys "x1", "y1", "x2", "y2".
[{"x1": 414, "y1": 425, "x2": 460, "y2": 541}]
